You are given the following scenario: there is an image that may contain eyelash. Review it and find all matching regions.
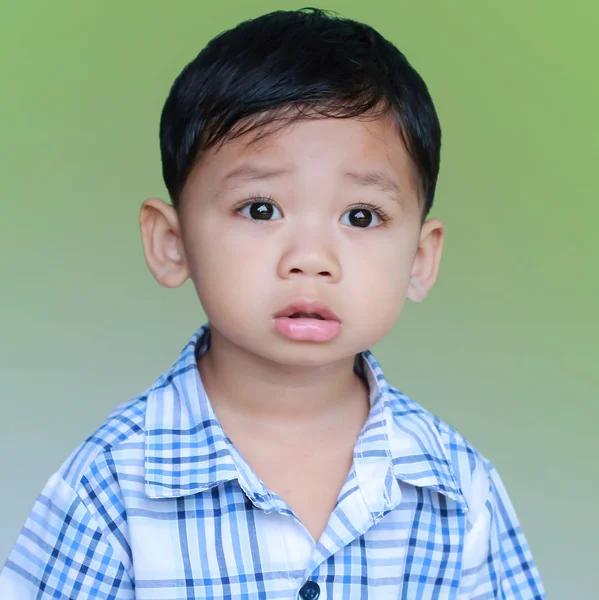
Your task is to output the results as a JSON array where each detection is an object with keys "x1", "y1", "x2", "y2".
[
  {"x1": 233, "y1": 193, "x2": 278, "y2": 214},
  {"x1": 233, "y1": 195, "x2": 391, "y2": 224},
  {"x1": 349, "y1": 202, "x2": 391, "y2": 224}
]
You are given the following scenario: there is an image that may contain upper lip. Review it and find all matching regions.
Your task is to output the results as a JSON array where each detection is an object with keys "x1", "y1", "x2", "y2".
[{"x1": 275, "y1": 300, "x2": 340, "y2": 322}]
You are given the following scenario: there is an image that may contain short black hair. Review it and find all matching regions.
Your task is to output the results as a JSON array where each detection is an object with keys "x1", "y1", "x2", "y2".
[{"x1": 160, "y1": 8, "x2": 441, "y2": 218}]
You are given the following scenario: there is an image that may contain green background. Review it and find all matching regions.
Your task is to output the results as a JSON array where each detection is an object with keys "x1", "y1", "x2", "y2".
[{"x1": 1, "y1": 1, "x2": 597, "y2": 596}]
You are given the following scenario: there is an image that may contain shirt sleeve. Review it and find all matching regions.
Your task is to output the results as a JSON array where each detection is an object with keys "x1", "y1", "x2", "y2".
[
  {"x1": 459, "y1": 460, "x2": 546, "y2": 599},
  {"x1": 0, "y1": 471, "x2": 134, "y2": 599}
]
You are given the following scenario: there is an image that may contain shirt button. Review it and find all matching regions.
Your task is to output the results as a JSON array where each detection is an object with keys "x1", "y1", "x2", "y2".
[{"x1": 299, "y1": 581, "x2": 320, "y2": 600}]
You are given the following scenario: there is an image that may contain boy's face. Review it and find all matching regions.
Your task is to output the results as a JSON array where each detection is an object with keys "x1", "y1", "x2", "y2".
[{"x1": 141, "y1": 113, "x2": 444, "y2": 367}]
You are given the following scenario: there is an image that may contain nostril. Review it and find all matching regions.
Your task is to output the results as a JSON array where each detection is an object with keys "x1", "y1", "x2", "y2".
[{"x1": 286, "y1": 268, "x2": 333, "y2": 277}]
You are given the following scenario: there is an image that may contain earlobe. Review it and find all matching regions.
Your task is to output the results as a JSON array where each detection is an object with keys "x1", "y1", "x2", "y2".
[
  {"x1": 139, "y1": 198, "x2": 189, "y2": 288},
  {"x1": 407, "y1": 275, "x2": 426, "y2": 302},
  {"x1": 407, "y1": 218, "x2": 445, "y2": 303}
]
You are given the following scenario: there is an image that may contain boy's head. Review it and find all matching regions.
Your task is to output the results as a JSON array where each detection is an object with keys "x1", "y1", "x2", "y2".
[
  {"x1": 141, "y1": 8, "x2": 445, "y2": 366},
  {"x1": 159, "y1": 7, "x2": 441, "y2": 217}
]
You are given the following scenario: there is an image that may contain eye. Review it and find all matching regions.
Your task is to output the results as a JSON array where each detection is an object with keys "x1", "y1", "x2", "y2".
[
  {"x1": 340, "y1": 206, "x2": 387, "y2": 228},
  {"x1": 237, "y1": 200, "x2": 283, "y2": 221}
]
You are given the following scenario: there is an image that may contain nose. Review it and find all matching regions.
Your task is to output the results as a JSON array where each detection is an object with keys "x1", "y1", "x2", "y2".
[{"x1": 277, "y1": 232, "x2": 341, "y2": 283}]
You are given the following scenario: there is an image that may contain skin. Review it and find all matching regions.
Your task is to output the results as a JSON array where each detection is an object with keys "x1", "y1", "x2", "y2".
[{"x1": 139, "y1": 112, "x2": 445, "y2": 540}]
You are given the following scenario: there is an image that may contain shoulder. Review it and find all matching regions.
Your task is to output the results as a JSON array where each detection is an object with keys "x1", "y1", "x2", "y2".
[
  {"x1": 386, "y1": 384, "x2": 494, "y2": 512},
  {"x1": 386, "y1": 383, "x2": 485, "y2": 461},
  {"x1": 57, "y1": 393, "x2": 149, "y2": 494},
  {"x1": 17, "y1": 394, "x2": 150, "y2": 576}
]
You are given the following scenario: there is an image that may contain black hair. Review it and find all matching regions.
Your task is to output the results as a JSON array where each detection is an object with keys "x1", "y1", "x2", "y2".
[{"x1": 159, "y1": 7, "x2": 441, "y2": 218}]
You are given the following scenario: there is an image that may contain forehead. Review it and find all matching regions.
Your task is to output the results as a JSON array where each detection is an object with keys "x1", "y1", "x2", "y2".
[{"x1": 185, "y1": 113, "x2": 421, "y2": 201}]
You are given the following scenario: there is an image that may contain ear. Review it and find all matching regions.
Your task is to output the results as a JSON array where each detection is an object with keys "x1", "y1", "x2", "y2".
[
  {"x1": 407, "y1": 217, "x2": 445, "y2": 302},
  {"x1": 139, "y1": 198, "x2": 189, "y2": 288}
]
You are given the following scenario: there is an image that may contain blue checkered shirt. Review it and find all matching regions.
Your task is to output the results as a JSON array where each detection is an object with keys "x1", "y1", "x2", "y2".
[{"x1": 0, "y1": 324, "x2": 545, "y2": 599}]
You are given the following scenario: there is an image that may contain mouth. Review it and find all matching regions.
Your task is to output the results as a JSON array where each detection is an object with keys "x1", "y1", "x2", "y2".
[
  {"x1": 274, "y1": 302, "x2": 340, "y2": 322},
  {"x1": 273, "y1": 301, "x2": 342, "y2": 342},
  {"x1": 289, "y1": 312, "x2": 325, "y2": 320}
]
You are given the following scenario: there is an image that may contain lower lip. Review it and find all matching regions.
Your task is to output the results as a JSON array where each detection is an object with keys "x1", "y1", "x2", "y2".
[{"x1": 274, "y1": 317, "x2": 341, "y2": 342}]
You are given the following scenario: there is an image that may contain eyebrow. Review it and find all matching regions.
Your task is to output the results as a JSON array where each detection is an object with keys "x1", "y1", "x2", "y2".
[
  {"x1": 344, "y1": 169, "x2": 403, "y2": 205},
  {"x1": 221, "y1": 164, "x2": 292, "y2": 186},
  {"x1": 219, "y1": 163, "x2": 403, "y2": 204}
]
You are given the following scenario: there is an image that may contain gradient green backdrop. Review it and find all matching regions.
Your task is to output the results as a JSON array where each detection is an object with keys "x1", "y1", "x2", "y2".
[{"x1": 1, "y1": 1, "x2": 597, "y2": 597}]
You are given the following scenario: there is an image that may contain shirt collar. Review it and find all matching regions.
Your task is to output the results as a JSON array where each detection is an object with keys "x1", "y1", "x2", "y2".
[
  {"x1": 144, "y1": 324, "x2": 467, "y2": 511},
  {"x1": 144, "y1": 324, "x2": 239, "y2": 499},
  {"x1": 358, "y1": 350, "x2": 468, "y2": 511}
]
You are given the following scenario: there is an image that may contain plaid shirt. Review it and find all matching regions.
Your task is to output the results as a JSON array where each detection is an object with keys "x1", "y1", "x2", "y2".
[{"x1": 0, "y1": 324, "x2": 545, "y2": 599}]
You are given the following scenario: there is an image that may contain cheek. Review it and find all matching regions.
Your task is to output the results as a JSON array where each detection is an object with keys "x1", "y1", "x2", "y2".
[
  {"x1": 347, "y1": 232, "x2": 415, "y2": 284},
  {"x1": 344, "y1": 235, "x2": 414, "y2": 317},
  {"x1": 184, "y1": 223, "x2": 275, "y2": 306},
  {"x1": 349, "y1": 268, "x2": 407, "y2": 320}
]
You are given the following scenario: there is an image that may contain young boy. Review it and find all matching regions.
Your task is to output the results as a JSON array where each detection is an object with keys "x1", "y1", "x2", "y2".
[{"x1": 0, "y1": 8, "x2": 545, "y2": 600}]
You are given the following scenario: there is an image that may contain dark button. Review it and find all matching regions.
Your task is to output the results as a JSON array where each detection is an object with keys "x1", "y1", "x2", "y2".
[{"x1": 299, "y1": 581, "x2": 320, "y2": 600}]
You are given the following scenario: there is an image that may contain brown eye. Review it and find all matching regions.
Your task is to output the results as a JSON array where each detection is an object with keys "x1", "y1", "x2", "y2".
[
  {"x1": 340, "y1": 207, "x2": 381, "y2": 228},
  {"x1": 238, "y1": 201, "x2": 282, "y2": 221}
]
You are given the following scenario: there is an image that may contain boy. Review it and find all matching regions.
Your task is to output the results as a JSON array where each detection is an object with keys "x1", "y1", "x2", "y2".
[{"x1": 0, "y1": 8, "x2": 545, "y2": 599}]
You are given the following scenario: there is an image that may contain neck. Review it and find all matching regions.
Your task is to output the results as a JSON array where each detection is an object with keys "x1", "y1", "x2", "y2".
[{"x1": 197, "y1": 326, "x2": 369, "y2": 426}]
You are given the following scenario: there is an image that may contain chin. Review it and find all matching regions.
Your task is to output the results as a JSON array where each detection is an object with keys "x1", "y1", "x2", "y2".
[
  {"x1": 267, "y1": 354, "x2": 346, "y2": 370},
  {"x1": 262, "y1": 339, "x2": 360, "y2": 368}
]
